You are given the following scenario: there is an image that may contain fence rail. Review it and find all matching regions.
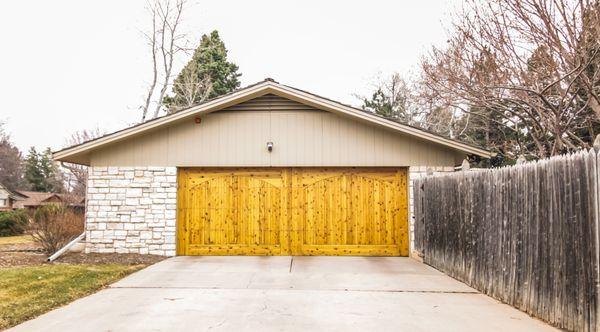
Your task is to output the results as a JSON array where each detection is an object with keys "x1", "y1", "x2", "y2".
[{"x1": 413, "y1": 148, "x2": 600, "y2": 332}]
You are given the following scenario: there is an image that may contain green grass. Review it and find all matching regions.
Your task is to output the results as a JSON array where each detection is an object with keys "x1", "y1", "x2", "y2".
[
  {"x1": 0, "y1": 264, "x2": 145, "y2": 329},
  {"x1": 0, "y1": 235, "x2": 34, "y2": 245}
]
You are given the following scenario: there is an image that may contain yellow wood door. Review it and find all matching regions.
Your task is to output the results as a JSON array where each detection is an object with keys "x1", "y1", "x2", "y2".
[
  {"x1": 290, "y1": 168, "x2": 408, "y2": 256},
  {"x1": 177, "y1": 168, "x2": 408, "y2": 256},
  {"x1": 177, "y1": 168, "x2": 290, "y2": 255}
]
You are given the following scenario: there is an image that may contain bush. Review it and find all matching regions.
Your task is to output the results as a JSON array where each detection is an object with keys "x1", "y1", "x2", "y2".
[
  {"x1": 0, "y1": 210, "x2": 29, "y2": 236},
  {"x1": 30, "y1": 204, "x2": 84, "y2": 254}
]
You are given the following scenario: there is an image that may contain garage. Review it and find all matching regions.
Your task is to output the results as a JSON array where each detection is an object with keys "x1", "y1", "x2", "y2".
[
  {"x1": 53, "y1": 78, "x2": 492, "y2": 257},
  {"x1": 177, "y1": 168, "x2": 408, "y2": 256}
]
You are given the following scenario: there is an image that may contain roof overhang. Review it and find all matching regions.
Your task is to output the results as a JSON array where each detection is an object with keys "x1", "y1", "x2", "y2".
[{"x1": 54, "y1": 79, "x2": 493, "y2": 165}]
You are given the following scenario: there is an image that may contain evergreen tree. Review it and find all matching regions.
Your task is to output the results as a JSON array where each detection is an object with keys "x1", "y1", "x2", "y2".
[
  {"x1": 164, "y1": 30, "x2": 241, "y2": 111},
  {"x1": 24, "y1": 147, "x2": 64, "y2": 193}
]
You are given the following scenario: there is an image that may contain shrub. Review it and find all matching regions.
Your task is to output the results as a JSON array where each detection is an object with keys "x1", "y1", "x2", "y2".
[
  {"x1": 30, "y1": 204, "x2": 84, "y2": 254},
  {"x1": 0, "y1": 210, "x2": 29, "y2": 236}
]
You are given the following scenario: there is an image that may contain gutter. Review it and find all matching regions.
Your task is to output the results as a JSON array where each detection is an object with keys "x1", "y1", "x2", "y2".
[{"x1": 47, "y1": 232, "x2": 85, "y2": 262}]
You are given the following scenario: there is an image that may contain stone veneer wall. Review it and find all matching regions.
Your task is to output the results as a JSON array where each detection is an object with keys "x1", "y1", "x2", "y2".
[
  {"x1": 85, "y1": 166, "x2": 177, "y2": 256},
  {"x1": 408, "y1": 166, "x2": 455, "y2": 257}
]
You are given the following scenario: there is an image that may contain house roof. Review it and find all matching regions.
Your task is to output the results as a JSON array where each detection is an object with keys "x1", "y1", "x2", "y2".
[
  {"x1": 15, "y1": 191, "x2": 85, "y2": 207},
  {"x1": 15, "y1": 191, "x2": 60, "y2": 207},
  {"x1": 53, "y1": 78, "x2": 493, "y2": 164},
  {"x1": 0, "y1": 182, "x2": 26, "y2": 200}
]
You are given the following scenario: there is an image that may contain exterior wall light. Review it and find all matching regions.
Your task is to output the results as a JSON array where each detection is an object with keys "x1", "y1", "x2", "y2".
[{"x1": 267, "y1": 142, "x2": 273, "y2": 152}]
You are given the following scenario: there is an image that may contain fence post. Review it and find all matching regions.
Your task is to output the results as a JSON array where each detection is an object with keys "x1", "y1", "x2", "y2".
[
  {"x1": 594, "y1": 135, "x2": 600, "y2": 332},
  {"x1": 461, "y1": 159, "x2": 470, "y2": 171}
]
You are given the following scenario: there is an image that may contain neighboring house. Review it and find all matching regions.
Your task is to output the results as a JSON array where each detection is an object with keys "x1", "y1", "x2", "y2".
[
  {"x1": 53, "y1": 78, "x2": 492, "y2": 257},
  {"x1": 0, "y1": 182, "x2": 26, "y2": 211},
  {"x1": 13, "y1": 191, "x2": 85, "y2": 212}
]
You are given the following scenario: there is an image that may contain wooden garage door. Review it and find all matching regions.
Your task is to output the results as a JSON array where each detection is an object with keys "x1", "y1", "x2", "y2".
[{"x1": 177, "y1": 168, "x2": 408, "y2": 256}]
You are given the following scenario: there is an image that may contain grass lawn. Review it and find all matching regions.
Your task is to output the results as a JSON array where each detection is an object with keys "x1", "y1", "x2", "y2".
[
  {"x1": 0, "y1": 264, "x2": 145, "y2": 329},
  {"x1": 0, "y1": 235, "x2": 34, "y2": 245}
]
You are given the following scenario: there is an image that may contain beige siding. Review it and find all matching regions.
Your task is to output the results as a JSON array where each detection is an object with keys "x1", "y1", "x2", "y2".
[
  {"x1": 90, "y1": 95, "x2": 464, "y2": 167},
  {"x1": 0, "y1": 188, "x2": 10, "y2": 209}
]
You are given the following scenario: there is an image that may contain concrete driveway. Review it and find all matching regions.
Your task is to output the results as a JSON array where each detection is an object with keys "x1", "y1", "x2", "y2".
[{"x1": 10, "y1": 257, "x2": 555, "y2": 332}]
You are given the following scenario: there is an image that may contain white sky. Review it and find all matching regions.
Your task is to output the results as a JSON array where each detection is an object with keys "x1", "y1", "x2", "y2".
[{"x1": 0, "y1": 0, "x2": 458, "y2": 152}]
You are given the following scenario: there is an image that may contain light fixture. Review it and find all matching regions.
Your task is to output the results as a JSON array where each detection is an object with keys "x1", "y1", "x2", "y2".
[{"x1": 266, "y1": 141, "x2": 273, "y2": 152}]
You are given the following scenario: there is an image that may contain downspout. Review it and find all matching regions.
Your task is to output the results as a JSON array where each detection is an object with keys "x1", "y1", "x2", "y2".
[{"x1": 47, "y1": 232, "x2": 85, "y2": 262}]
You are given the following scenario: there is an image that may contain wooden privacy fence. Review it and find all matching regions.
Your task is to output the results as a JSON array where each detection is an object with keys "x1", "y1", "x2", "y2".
[{"x1": 413, "y1": 148, "x2": 600, "y2": 332}]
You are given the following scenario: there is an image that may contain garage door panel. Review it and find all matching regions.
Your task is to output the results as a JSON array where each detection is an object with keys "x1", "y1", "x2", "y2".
[
  {"x1": 292, "y1": 168, "x2": 407, "y2": 255},
  {"x1": 178, "y1": 168, "x2": 287, "y2": 255}
]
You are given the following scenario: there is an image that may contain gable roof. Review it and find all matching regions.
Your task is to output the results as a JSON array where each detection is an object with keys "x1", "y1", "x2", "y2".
[
  {"x1": 15, "y1": 191, "x2": 85, "y2": 208},
  {"x1": 53, "y1": 78, "x2": 493, "y2": 164},
  {"x1": 15, "y1": 191, "x2": 60, "y2": 207},
  {"x1": 0, "y1": 182, "x2": 26, "y2": 200}
]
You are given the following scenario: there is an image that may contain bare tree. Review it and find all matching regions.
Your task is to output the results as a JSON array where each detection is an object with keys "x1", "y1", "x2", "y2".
[
  {"x1": 357, "y1": 73, "x2": 425, "y2": 125},
  {"x1": 172, "y1": 64, "x2": 213, "y2": 108},
  {"x1": 61, "y1": 128, "x2": 103, "y2": 196},
  {"x1": 0, "y1": 121, "x2": 27, "y2": 191},
  {"x1": 419, "y1": 0, "x2": 600, "y2": 158},
  {"x1": 140, "y1": 6, "x2": 159, "y2": 122},
  {"x1": 140, "y1": 0, "x2": 188, "y2": 122},
  {"x1": 357, "y1": 73, "x2": 466, "y2": 139}
]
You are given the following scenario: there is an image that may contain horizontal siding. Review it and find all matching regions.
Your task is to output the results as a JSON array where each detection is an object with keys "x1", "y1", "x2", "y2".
[{"x1": 90, "y1": 95, "x2": 463, "y2": 167}]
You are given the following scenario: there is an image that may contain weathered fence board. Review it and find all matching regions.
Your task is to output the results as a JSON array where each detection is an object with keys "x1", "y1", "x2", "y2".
[{"x1": 413, "y1": 149, "x2": 600, "y2": 332}]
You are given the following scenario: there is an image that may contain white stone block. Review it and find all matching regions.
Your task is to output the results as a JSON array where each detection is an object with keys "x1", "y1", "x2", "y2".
[
  {"x1": 109, "y1": 179, "x2": 130, "y2": 187},
  {"x1": 126, "y1": 188, "x2": 143, "y2": 198},
  {"x1": 125, "y1": 198, "x2": 139, "y2": 206},
  {"x1": 90, "y1": 230, "x2": 103, "y2": 238}
]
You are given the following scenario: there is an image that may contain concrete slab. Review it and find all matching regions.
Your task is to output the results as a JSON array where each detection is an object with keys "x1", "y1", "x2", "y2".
[{"x1": 9, "y1": 256, "x2": 556, "y2": 332}]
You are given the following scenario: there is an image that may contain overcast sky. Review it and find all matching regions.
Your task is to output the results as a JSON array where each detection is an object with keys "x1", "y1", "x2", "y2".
[{"x1": 0, "y1": 0, "x2": 458, "y2": 153}]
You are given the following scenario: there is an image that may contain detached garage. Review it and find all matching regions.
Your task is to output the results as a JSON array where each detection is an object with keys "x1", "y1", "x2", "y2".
[{"x1": 54, "y1": 79, "x2": 491, "y2": 257}]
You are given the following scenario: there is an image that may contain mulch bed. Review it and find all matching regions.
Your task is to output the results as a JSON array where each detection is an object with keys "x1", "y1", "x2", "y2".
[
  {"x1": 56, "y1": 252, "x2": 165, "y2": 265},
  {"x1": 0, "y1": 241, "x2": 165, "y2": 268},
  {"x1": 0, "y1": 242, "x2": 46, "y2": 268},
  {"x1": 0, "y1": 251, "x2": 47, "y2": 268}
]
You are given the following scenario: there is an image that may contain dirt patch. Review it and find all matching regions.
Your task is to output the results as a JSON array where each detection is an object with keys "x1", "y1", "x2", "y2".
[
  {"x1": 0, "y1": 240, "x2": 46, "y2": 268},
  {"x1": 0, "y1": 239, "x2": 165, "y2": 268},
  {"x1": 0, "y1": 251, "x2": 47, "y2": 268},
  {"x1": 56, "y1": 252, "x2": 166, "y2": 265}
]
